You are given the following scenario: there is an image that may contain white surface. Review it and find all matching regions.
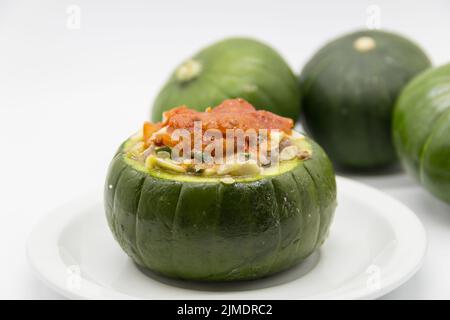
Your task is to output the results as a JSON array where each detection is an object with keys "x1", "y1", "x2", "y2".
[
  {"x1": 0, "y1": 0, "x2": 449, "y2": 299},
  {"x1": 26, "y1": 177, "x2": 427, "y2": 300}
]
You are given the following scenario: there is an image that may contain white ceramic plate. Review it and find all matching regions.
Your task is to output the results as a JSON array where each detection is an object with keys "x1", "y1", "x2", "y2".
[{"x1": 27, "y1": 176, "x2": 426, "y2": 300}]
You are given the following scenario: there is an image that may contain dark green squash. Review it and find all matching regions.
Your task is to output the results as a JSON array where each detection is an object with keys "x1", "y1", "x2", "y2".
[
  {"x1": 299, "y1": 30, "x2": 431, "y2": 170},
  {"x1": 104, "y1": 137, "x2": 336, "y2": 281},
  {"x1": 152, "y1": 38, "x2": 300, "y2": 122},
  {"x1": 393, "y1": 63, "x2": 450, "y2": 203}
]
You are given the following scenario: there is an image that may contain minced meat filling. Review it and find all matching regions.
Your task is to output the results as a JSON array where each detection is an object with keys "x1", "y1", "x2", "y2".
[{"x1": 125, "y1": 99, "x2": 312, "y2": 177}]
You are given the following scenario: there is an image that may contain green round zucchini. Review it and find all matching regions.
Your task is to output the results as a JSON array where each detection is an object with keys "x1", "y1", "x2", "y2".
[
  {"x1": 152, "y1": 38, "x2": 300, "y2": 122},
  {"x1": 393, "y1": 63, "x2": 450, "y2": 203},
  {"x1": 299, "y1": 30, "x2": 431, "y2": 169},
  {"x1": 104, "y1": 137, "x2": 336, "y2": 281}
]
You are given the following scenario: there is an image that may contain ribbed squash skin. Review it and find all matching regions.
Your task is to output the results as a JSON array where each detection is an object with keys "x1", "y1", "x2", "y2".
[
  {"x1": 299, "y1": 30, "x2": 431, "y2": 169},
  {"x1": 393, "y1": 64, "x2": 450, "y2": 203},
  {"x1": 152, "y1": 38, "x2": 300, "y2": 122},
  {"x1": 104, "y1": 137, "x2": 336, "y2": 281}
]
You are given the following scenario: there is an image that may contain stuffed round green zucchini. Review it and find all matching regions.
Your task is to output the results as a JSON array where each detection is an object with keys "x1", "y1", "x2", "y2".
[
  {"x1": 105, "y1": 99, "x2": 336, "y2": 281},
  {"x1": 299, "y1": 30, "x2": 431, "y2": 169},
  {"x1": 393, "y1": 63, "x2": 450, "y2": 203}
]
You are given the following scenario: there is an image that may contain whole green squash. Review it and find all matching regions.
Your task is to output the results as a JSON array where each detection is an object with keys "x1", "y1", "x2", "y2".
[
  {"x1": 393, "y1": 63, "x2": 450, "y2": 203},
  {"x1": 299, "y1": 30, "x2": 431, "y2": 169},
  {"x1": 152, "y1": 38, "x2": 300, "y2": 122},
  {"x1": 104, "y1": 137, "x2": 336, "y2": 281}
]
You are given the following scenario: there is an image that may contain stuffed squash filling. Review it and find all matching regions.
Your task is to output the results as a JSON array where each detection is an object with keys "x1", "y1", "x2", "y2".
[{"x1": 124, "y1": 99, "x2": 312, "y2": 178}]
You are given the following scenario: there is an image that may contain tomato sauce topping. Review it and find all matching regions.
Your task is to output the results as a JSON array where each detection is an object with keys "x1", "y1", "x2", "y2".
[{"x1": 161, "y1": 98, "x2": 293, "y2": 134}]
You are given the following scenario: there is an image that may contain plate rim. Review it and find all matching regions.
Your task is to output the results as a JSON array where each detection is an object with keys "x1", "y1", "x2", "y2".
[{"x1": 26, "y1": 176, "x2": 427, "y2": 300}]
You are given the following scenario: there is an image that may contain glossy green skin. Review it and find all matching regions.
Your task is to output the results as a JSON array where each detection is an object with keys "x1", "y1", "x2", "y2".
[
  {"x1": 104, "y1": 138, "x2": 336, "y2": 281},
  {"x1": 152, "y1": 38, "x2": 300, "y2": 122},
  {"x1": 393, "y1": 64, "x2": 450, "y2": 203},
  {"x1": 300, "y1": 30, "x2": 431, "y2": 169}
]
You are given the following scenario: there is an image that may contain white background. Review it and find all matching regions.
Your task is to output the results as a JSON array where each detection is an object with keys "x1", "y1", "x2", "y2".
[{"x1": 0, "y1": 0, "x2": 449, "y2": 299}]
